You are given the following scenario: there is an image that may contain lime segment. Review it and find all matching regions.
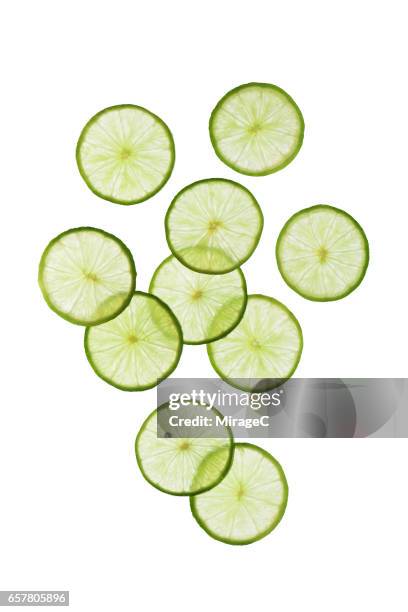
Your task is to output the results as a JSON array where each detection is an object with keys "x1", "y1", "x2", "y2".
[
  {"x1": 165, "y1": 178, "x2": 263, "y2": 274},
  {"x1": 276, "y1": 205, "x2": 369, "y2": 301},
  {"x1": 84, "y1": 292, "x2": 182, "y2": 390},
  {"x1": 207, "y1": 294, "x2": 303, "y2": 391},
  {"x1": 209, "y1": 83, "x2": 304, "y2": 176},
  {"x1": 38, "y1": 227, "x2": 136, "y2": 326},
  {"x1": 135, "y1": 403, "x2": 234, "y2": 495},
  {"x1": 149, "y1": 255, "x2": 247, "y2": 344},
  {"x1": 76, "y1": 104, "x2": 175, "y2": 205},
  {"x1": 191, "y1": 443, "x2": 288, "y2": 545}
]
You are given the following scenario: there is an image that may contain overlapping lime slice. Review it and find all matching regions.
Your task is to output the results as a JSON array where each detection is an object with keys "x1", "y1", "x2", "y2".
[
  {"x1": 276, "y1": 205, "x2": 369, "y2": 301},
  {"x1": 165, "y1": 178, "x2": 263, "y2": 274},
  {"x1": 149, "y1": 255, "x2": 247, "y2": 344},
  {"x1": 38, "y1": 227, "x2": 136, "y2": 325},
  {"x1": 207, "y1": 294, "x2": 303, "y2": 391},
  {"x1": 135, "y1": 403, "x2": 234, "y2": 495},
  {"x1": 191, "y1": 443, "x2": 288, "y2": 545},
  {"x1": 209, "y1": 83, "x2": 304, "y2": 176},
  {"x1": 84, "y1": 292, "x2": 182, "y2": 390},
  {"x1": 76, "y1": 104, "x2": 175, "y2": 205}
]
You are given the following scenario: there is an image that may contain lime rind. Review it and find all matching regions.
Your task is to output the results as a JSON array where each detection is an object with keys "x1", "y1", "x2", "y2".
[
  {"x1": 38, "y1": 227, "x2": 136, "y2": 326},
  {"x1": 167, "y1": 245, "x2": 236, "y2": 274},
  {"x1": 209, "y1": 83, "x2": 304, "y2": 176},
  {"x1": 84, "y1": 291, "x2": 183, "y2": 391},
  {"x1": 165, "y1": 178, "x2": 264, "y2": 274},
  {"x1": 206, "y1": 295, "x2": 248, "y2": 344},
  {"x1": 276, "y1": 204, "x2": 369, "y2": 301},
  {"x1": 191, "y1": 445, "x2": 233, "y2": 493},
  {"x1": 190, "y1": 443, "x2": 288, "y2": 545},
  {"x1": 135, "y1": 403, "x2": 234, "y2": 496},
  {"x1": 149, "y1": 255, "x2": 248, "y2": 344},
  {"x1": 76, "y1": 104, "x2": 175, "y2": 205},
  {"x1": 207, "y1": 294, "x2": 303, "y2": 392}
]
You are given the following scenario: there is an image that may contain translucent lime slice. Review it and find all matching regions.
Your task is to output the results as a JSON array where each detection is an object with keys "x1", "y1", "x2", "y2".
[
  {"x1": 135, "y1": 403, "x2": 234, "y2": 495},
  {"x1": 191, "y1": 443, "x2": 288, "y2": 545},
  {"x1": 149, "y1": 255, "x2": 247, "y2": 344},
  {"x1": 276, "y1": 205, "x2": 369, "y2": 301},
  {"x1": 165, "y1": 178, "x2": 263, "y2": 274},
  {"x1": 207, "y1": 294, "x2": 303, "y2": 391},
  {"x1": 76, "y1": 104, "x2": 175, "y2": 205},
  {"x1": 38, "y1": 227, "x2": 136, "y2": 326},
  {"x1": 84, "y1": 292, "x2": 182, "y2": 390},
  {"x1": 209, "y1": 83, "x2": 304, "y2": 176}
]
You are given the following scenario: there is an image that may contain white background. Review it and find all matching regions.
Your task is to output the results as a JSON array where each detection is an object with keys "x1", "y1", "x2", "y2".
[{"x1": 1, "y1": 1, "x2": 407, "y2": 610}]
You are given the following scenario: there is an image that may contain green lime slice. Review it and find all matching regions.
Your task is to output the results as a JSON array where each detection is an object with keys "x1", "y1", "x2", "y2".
[
  {"x1": 165, "y1": 178, "x2": 263, "y2": 274},
  {"x1": 76, "y1": 104, "x2": 175, "y2": 205},
  {"x1": 207, "y1": 294, "x2": 303, "y2": 391},
  {"x1": 209, "y1": 83, "x2": 304, "y2": 176},
  {"x1": 276, "y1": 205, "x2": 369, "y2": 301},
  {"x1": 149, "y1": 255, "x2": 247, "y2": 344},
  {"x1": 135, "y1": 403, "x2": 234, "y2": 496},
  {"x1": 191, "y1": 443, "x2": 288, "y2": 545},
  {"x1": 38, "y1": 227, "x2": 136, "y2": 326},
  {"x1": 84, "y1": 292, "x2": 182, "y2": 390}
]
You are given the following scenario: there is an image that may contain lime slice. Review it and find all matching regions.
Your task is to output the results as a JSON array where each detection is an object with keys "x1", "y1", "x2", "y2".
[
  {"x1": 276, "y1": 205, "x2": 369, "y2": 301},
  {"x1": 149, "y1": 255, "x2": 247, "y2": 344},
  {"x1": 38, "y1": 227, "x2": 136, "y2": 326},
  {"x1": 84, "y1": 292, "x2": 182, "y2": 390},
  {"x1": 207, "y1": 294, "x2": 303, "y2": 391},
  {"x1": 209, "y1": 83, "x2": 304, "y2": 176},
  {"x1": 165, "y1": 178, "x2": 263, "y2": 274},
  {"x1": 76, "y1": 104, "x2": 175, "y2": 205},
  {"x1": 191, "y1": 443, "x2": 288, "y2": 545},
  {"x1": 135, "y1": 403, "x2": 234, "y2": 495}
]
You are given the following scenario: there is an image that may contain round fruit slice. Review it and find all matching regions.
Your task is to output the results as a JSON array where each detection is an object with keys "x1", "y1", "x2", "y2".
[
  {"x1": 191, "y1": 443, "x2": 288, "y2": 545},
  {"x1": 276, "y1": 205, "x2": 369, "y2": 301},
  {"x1": 209, "y1": 83, "x2": 304, "y2": 176},
  {"x1": 165, "y1": 178, "x2": 263, "y2": 274},
  {"x1": 207, "y1": 294, "x2": 302, "y2": 392},
  {"x1": 76, "y1": 104, "x2": 175, "y2": 205},
  {"x1": 38, "y1": 227, "x2": 136, "y2": 325},
  {"x1": 84, "y1": 292, "x2": 182, "y2": 390},
  {"x1": 135, "y1": 403, "x2": 234, "y2": 495},
  {"x1": 149, "y1": 255, "x2": 247, "y2": 344}
]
